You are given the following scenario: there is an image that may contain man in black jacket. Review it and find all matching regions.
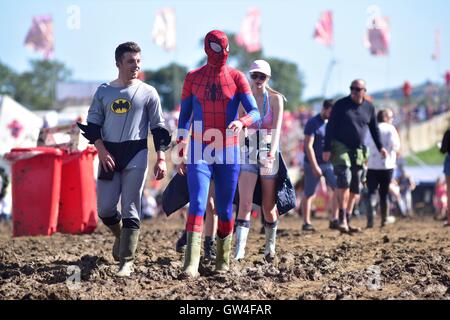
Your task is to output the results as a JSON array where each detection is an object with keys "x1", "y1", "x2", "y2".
[{"x1": 323, "y1": 79, "x2": 387, "y2": 233}]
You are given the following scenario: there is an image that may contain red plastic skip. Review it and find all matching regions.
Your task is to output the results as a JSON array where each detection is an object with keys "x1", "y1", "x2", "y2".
[
  {"x1": 6, "y1": 147, "x2": 63, "y2": 237},
  {"x1": 58, "y1": 146, "x2": 98, "y2": 234}
]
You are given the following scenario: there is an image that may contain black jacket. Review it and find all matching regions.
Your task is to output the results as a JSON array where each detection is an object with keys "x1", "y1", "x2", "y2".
[
  {"x1": 324, "y1": 96, "x2": 383, "y2": 152},
  {"x1": 162, "y1": 153, "x2": 296, "y2": 216},
  {"x1": 233, "y1": 152, "x2": 296, "y2": 215},
  {"x1": 162, "y1": 172, "x2": 189, "y2": 216}
]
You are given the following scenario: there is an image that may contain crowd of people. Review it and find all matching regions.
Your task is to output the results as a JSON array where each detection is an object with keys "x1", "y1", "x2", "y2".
[{"x1": 2, "y1": 30, "x2": 450, "y2": 280}]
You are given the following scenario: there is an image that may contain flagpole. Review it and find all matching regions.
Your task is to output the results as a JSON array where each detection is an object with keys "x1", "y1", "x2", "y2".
[
  {"x1": 172, "y1": 46, "x2": 178, "y2": 111},
  {"x1": 172, "y1": 7, "x2": 179, "y2": 112},
  {"x1": 385, "y1": 55, "x2": 391, "y2": 99},
  {"x1": 316, "y1": 10, "x2": 334, "y2": 98},
  {"x1": 321, "y1": 44, "x2": 337, "y2": 98},
  {"x1": 435, "y1": 29, "x2": 441, "y2": 83},
  {"x1": 436, "y1": 59, "x2": 441, "y2": 84},
  {"x1": 331, "y1": 44, "x2": 337, "y2": 97}
]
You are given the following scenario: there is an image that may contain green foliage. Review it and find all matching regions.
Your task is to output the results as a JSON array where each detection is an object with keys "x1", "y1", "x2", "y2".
[
  {"x1": 0, "y1": 62, "x2": 17, "y2": 96},
  {"x1": 226, "y1": 33, "x2": 263, "y2": 71},
  {"x1": 0, "y1": 60, "x2": 71, "y2": 110},
  {"x1": 405, "y1": 146, "x2": 445, "y2": 166},
  {"x1": 1, "y1": 32, "x2": 306, "y2": 112},
  {"x1": 265, "y1": 57, "x2": 303, "y2": 111},
  {"x1": 144, "y1": 63, "x2": 187, "y2": 111}
]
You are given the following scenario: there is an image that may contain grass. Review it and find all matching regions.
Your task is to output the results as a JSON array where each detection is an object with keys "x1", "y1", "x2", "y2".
[{"x1": 405, "y1": 146, "x2": 446, "y2": 166}]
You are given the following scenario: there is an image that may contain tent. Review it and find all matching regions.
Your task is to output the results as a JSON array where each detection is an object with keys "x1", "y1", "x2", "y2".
[
  {"x1": 0, "y1": 95, "x2": 42, "y2": 217},
  {"x1": 0, "y1": 95, "x2": 43, "y2": 157}
]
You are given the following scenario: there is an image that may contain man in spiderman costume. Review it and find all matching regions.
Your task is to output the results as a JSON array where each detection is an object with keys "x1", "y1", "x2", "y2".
[{"x1": 176, "y1": 30, "x2": 260, "y2": 278}]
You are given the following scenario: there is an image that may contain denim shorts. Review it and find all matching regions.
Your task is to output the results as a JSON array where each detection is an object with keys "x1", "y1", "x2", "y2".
[
  {"x1": 303, "y1": 162, "x2": 337, "y2": 197},
  {"x1": 444, "y1": 154, "x2": 450, "y2": 176},
  {"x1": 240, "y1": 149, "x2": 278, "y2": 179}
]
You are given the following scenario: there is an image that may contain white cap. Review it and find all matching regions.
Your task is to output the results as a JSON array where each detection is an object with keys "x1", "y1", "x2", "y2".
[{"x1": 249, "y1": 60, "x2": 271, "y2": 77}]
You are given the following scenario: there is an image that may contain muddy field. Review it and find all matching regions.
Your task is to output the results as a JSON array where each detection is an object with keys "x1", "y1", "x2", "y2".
[{"x1": 0, "y1": 213, "x2": 449, "y2": 300}]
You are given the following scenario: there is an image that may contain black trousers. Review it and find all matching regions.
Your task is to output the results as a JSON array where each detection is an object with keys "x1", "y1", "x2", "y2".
[{"x1": 366, "y1": 169, "x2": 394, "y2": 224}]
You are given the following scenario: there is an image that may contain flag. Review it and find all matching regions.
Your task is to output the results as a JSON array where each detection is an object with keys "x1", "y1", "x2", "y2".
[
  {"x1": 24, "y1": 15, "x2": 54, "y2": 59},
  {"x1": 152, "y1": 8, "x2": 176, "y2": 51},
  {"x1": 432, "y1": 29, "x2": 441, "y2": 61},
  {"x1": 313, "y1": 11, "x2": 333, "y2": 47},
  {"x1": 364, "y1": 16, "x2": 390, "y2": 56},
  {"x1": 403, "y1": 81, "x2": 412, "y2": 98},
  {"x1": 236, "y1": 7, "x2": 261, "y2": 53}
]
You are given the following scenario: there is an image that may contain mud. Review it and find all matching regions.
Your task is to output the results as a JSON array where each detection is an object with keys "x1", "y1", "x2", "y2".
[{"x1": 1, "y1": 214, "x2": 449, "y2": 300}]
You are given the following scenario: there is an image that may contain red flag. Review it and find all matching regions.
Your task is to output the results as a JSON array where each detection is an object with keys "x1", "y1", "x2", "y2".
[
  {"x1": 236, "y1": 7, "x2": 261, "y2": 53},
  {"x1": 403, "y1": 81, "x2": 412, "y2": 98},
  {"x1": 365, "y1": 16, "x2": 390, "y2": 56},
  {"x1": 313, "y1": 11, "x2": 333, "y2": 47},
  {"x1": 445, "y1": 71, "x2": 450, "y2": 87},
  {"x1": 24, "y1": 15, "x2": 54, "y2": 59},
  {"x1": 152, "y1": 8, "x2": 176, "y2": 51},
  {"x1": 432, "y1": 29, "x2": 441, "y2": 61}
]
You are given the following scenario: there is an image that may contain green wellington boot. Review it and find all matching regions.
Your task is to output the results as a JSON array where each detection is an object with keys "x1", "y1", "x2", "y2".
[
  {"x1": 106, "y1": 221, "x2": 122, "y2": 262},
  {"x1": 116, "y1": 228, "x2": 140, "y2": 277},
  {"x1": 181, "y1": 232, "x2": 202, "y2": 278},
  {"x1": 215, "y1": 234, "x2": 233, "y2": 273}
]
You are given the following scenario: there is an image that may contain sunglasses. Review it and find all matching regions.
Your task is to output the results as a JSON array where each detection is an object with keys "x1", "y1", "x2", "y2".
[
  {"x1": 250, "y1": 73, "x2": 267, "y2": 81},
  {"x1": 350, "y1": 86, "x2": 366, "y2": 92}
]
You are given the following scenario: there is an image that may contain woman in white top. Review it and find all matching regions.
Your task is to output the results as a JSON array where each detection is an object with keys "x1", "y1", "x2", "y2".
[
  {"x1": 364, "y1": 108, "x2": 401, "y2": 228},
  {"x1": 234, "y1": 60, "x2": 285, "y2": 262}
]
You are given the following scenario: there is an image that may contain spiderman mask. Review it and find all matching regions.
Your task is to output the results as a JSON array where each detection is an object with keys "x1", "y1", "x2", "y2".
[{"x1": 204, "y1": 30, "x2": 229, "y2": 67}]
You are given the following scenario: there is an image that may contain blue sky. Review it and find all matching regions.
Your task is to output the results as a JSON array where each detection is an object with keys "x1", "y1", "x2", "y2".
[{"x1": 1, "y1": 0, "x2": 449, "y2": 99}]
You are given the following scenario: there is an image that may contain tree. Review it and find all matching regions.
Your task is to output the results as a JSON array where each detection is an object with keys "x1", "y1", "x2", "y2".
[
  {"x1": 0, "y1": 61, "x2": 18, "y2": 96},
  {"x1": 224, "y1": 32, "x2": 263, "y2": 71},
  {"x1": 265, "y1": 57, "x2": 304, "y2": 111},
  {"x1": 4, "y1": 60, "x2": 72, "y2": 110},
  {"x1": 144, "y1": 63, "x2": 188, "y2": 111}
]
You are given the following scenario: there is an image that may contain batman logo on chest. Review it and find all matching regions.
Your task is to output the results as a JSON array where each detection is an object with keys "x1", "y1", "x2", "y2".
[{"x1": 111, "y1": 99, "x2": 132, "y2": 114}]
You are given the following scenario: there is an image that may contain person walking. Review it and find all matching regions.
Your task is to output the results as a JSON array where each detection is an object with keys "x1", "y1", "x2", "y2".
[
  {"x1": 234, "y1": 59, "x2": 285, "y2": 262},
  {"x1": 364, "y1": 108, "x2": 401, "y2": 228},
  {"x1": 323, "y1": 79, "x2": 387, "y2": 233},
  {"x1": 79, "y1": 42, "x2": 170, "y2": 277}
]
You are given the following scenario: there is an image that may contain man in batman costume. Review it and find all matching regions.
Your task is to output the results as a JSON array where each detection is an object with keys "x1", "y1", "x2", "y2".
[{"x1": 78, "y1": 42, "x2": 170, "y2": 277}]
